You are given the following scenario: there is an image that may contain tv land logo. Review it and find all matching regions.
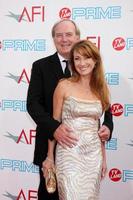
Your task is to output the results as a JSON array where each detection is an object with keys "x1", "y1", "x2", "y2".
[
  {"x1": 6, "y1": 6, "x2": 45, "y2": 22},
  {"x1": 4, "y1": 129, "x2": 36, "y2": 145},
  {"x1": 111, "y1": 103, "x2": 133, "y2": 117},
  {"x1": 59, "y1": 7, "x2": 71, "y2": 19},
  {"x1": 112, "y1": 37, "x2": 133, "y2": 51},
  {"x1": 5, "y1": 69, "x2": 30, "y2": 84},
  {"x1": 111, "y1": 103, "x2": 123, "y2": 116},
  {"x1": 0, "y1": 39, "x2": 46, "y2": 51},
  {"x1": 109, "y1": 168, "x2": 133, "y2": 182},
  {"x1": 3, "y1": 189, "x2": 37, "y2": 200},
  {"x1": 59, "y1": 6, "x2": 121, "y2": 20}
]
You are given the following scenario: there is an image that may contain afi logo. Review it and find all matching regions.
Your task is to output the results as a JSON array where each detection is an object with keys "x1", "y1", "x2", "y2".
[
  {"x1": 18, "y1": 69, "x2": 30, "y2": 84},
  {"x1": 109, "y1": 168, "x2": 122, "y2": 182},
  {"x1": 17, "y1": 189, "x2": 37, "y2": 200},
  {"x1": 4, "y1": 129, "x2": 36, "y2": 144},
  {"x1": 19, "y1": 6, "x2": 45, "y2": 22},
  {"x1": 111, "y1": 103, "x2": 123, "y2": 116},
  {"x1": 59, "y1": 8, "x2": 71, "y2": 19},
  {"x1": 87, "y1": 36, "x2": 100, "y2": 49},
  {"x1": 6, "y1": 69, "x2": 30, "y2": 84},
  {"x1": 17, "y1": 129, "x2": 36, "y2": 145},
  {"x1": 3, "y1": 190, "x2": 37, "y2": 200}
]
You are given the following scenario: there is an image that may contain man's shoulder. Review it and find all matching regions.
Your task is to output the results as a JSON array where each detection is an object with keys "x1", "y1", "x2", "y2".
[{"x1": 33, "y1": 53, "x2": 58, "y2": 65}]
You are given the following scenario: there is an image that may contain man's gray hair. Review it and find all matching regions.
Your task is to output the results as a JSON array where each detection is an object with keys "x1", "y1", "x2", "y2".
[{"x1": 51, "y1": 19, "x2": 80, "y2": 38}]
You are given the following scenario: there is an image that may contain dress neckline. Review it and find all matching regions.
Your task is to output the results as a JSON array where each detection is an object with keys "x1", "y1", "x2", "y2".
[{"x1": 64, "y1": 96, "x2": 101, "y2": 103}]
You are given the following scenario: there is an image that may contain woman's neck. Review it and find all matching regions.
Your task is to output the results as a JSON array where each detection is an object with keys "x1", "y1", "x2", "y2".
[{"x1": 78, "y1": 76, "x2": 91, "y2": 89}]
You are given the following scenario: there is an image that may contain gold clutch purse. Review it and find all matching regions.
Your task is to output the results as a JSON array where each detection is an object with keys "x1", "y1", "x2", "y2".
[{"x1": 45, "y1": 168, "x2": 56, "y2": 193}]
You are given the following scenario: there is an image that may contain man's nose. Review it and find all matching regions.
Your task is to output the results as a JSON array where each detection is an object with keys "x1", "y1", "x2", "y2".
[{"x1": 61, "y1": 34, "x2": 67, "y2": 41}]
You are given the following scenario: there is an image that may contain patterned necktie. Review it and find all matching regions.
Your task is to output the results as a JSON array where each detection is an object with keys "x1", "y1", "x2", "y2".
[{"x1": 63, "y1": 60, "x2": 71, "y2": 78}]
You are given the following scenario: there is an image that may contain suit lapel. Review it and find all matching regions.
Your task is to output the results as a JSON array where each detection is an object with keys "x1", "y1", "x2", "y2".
[{"x1": 50, "y1": 52, "x2": 64, "y2": 80}]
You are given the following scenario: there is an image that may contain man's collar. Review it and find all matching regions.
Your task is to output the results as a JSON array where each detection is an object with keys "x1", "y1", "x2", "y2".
[{"x1": 57, "y1": 53, "x2": 68, "y2": 62}]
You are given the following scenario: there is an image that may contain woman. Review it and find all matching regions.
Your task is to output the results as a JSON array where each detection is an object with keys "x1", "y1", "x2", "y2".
[{"x1": 43, "y1": 40, "x2": 110, "y2": 200}]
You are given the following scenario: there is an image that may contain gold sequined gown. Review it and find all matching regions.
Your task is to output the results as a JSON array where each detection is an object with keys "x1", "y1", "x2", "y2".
[{"x1": 55, "y1": 96, "x2": 103, "y2": 200}]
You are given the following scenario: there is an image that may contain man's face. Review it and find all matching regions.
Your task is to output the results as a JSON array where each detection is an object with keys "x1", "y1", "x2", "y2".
[{"x1": 53, "y1": 21, "x2": 80, "y2": 58}]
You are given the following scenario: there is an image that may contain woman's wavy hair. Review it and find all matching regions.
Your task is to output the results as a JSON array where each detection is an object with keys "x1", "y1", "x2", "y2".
[{"x1": 69, "y1": 40, "x2": 110, "y2": 111}]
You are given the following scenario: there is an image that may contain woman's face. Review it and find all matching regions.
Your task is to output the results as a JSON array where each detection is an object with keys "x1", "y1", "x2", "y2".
[{"x1": 73, "y1": 51, "x2": 96, "y2": 77}]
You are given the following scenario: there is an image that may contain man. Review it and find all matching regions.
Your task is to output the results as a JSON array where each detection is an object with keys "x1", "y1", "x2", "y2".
[{"x1": 27, "y1": 19, "x2": 113, "y2": 200}]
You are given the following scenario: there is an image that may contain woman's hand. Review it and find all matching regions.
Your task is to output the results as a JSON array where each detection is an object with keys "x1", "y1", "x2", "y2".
[
  {"x1": 42, "y1": 157, "x2": 55, "y2": 178},
  {"x1": 101, "y1": 158, "x2": 107, "y2": 180}
]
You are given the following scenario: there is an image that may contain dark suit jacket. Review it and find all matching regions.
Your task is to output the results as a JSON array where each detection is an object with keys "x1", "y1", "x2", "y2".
[{"x1": 27, "y1": 52, "x2": 113, "y2": 166}]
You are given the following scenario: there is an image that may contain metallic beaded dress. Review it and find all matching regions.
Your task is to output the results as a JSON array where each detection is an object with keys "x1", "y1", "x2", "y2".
[{"x1": 55, "y1": 96, "x2": 103, "y2": 200}]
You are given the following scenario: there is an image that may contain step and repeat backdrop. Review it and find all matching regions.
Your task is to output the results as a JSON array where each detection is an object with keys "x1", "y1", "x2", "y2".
[{"x1": 0, "y1": 0, "x2": 133, "y2": 199}]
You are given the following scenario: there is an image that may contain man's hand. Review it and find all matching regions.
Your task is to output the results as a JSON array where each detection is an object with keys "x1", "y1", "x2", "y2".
[
  {"x1": 98, "y1": 125, "x2": 110, "y2": 142},
  {"x1": 54, "y1": 124, "x2": 79, "y2": 148}
]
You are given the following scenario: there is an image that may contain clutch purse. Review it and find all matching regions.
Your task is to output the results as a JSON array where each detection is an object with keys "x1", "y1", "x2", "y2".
[{"x1": 45, "y1": 168, "x2": 56, "y2": 193}]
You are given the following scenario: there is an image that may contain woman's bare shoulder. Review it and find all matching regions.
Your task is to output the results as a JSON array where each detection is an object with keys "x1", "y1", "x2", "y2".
[{"x1": 57, "y1": 78, "x2": 72, "y2": 89}]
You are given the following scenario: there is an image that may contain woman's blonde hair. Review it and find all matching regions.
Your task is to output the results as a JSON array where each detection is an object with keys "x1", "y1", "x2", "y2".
[{"x1": 69, "y1": 40, "x2": 110, "y2": 111}]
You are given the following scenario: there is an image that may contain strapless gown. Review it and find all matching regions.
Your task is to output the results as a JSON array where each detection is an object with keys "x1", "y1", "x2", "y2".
[{"x1": 55, "y1": 96, "x2": 103, "y2": 200}]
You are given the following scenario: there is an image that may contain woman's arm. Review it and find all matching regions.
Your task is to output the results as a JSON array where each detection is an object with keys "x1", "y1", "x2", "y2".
[
  {"x1": 42, "y1": 81, "x2": 65, "y2": 175},
  {"x1": 101, "y1": 141, "x2": 107, "y2": 179},
  {"x1": 42, "y1": 139, "x2": 56, "y2": 178}
]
